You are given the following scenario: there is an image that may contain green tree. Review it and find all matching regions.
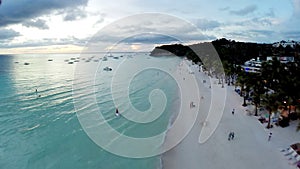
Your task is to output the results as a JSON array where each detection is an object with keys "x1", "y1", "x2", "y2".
[
  {"x1": 262, "y1": 93, "x2": 280, "y2": 128},
  {"x1": 247, "y1": 73, "x2": 266, "y2": 116}
]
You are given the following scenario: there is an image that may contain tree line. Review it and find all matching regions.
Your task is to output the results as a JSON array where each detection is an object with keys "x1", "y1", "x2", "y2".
[{"x1": 151, "y1": 38, "x2": 300, "y2": 129}]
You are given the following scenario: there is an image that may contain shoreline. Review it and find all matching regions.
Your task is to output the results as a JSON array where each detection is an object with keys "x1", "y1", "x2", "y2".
[{"x1": 161, "y1": 60, "x2": 297, "y2": 169}]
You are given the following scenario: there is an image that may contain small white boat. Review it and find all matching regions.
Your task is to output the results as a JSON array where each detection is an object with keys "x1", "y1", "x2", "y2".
[
  {"x1": 102, "y1": 57, "x2": 108, "y2": 61},
  {"x1": 107, "y1": 53, "x2": 113, "y2": 57},
  {"x1": 115, "y1": 108, "x2": 120, "y2": 117}
]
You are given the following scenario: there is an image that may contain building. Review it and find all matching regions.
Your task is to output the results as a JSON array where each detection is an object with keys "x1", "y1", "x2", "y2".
[
  {"x1": 267, "y1": 56, "x2": 294, "y2": 64},
  {"x1": 241, "y1": 58, "x2": 262, "y2": 73},
  {"x1": 241, "y1": 56, "x2": 295, "y2": 73}
]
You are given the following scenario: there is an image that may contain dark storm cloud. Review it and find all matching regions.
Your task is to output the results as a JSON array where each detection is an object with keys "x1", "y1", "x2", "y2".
[
  {"x1": 0, "y1": 29, "x2": 20, "y2": 40},
  {"x1": 0, "y1": 0, "x2": 88, "y2": 27},
  {"x1": 230, "y1": 5, "x2": 257, "y2": 16}
]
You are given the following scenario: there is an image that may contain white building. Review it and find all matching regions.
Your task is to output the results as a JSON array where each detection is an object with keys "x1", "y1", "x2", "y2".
[
  {"x1": 241, "y1": 58, "x2": 262, "y2": 73},
  {"x1": 242, "y1": 56, "x2": 295, "y2": 73},
  {"x1": 267, "y1": 56, "x2": 294, "y2": 63}
]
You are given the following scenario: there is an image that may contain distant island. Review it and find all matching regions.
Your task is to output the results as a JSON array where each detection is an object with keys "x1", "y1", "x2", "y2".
[{"x1": 150, "y1": 38, "x2": 300, "y2": 65}]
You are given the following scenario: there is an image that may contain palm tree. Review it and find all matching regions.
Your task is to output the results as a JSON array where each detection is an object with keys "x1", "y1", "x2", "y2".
[
  {"x1": 222, "y1": 60, "x2": 235, "y2": 86},
  {"x1": 236, "y1": 69, "x2": 251, "y2": 106},
  {"x1": 262, "y1": 93, "x2": 280, "y2": 129},
  {"x1": 261, "y1": 57, "x2": 282, "y2": 92},
  {"x1": 279, "y1": 61, "x2": 300, "y2": 117},
  {"x1": 247, "y1": 73, "x2": 266, "y2": 116}
]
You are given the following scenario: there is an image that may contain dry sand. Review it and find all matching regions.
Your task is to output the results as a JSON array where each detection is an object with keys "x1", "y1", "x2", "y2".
[{"x1": 162, "y1": 61, "x2": 297, "y2": 169}]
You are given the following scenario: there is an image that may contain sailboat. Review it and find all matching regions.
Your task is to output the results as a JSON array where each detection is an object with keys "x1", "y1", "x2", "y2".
[{"x1": 115, "y1": 108, "x2": 120, "y2": 117}]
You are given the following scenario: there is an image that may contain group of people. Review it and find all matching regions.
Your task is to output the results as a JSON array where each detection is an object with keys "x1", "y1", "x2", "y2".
[
  {"x1": 35, "y1": 89, "x2": 41, "y2": 98},
  {"x1": 229, "y1": 108, "x2": 235, "y2": 141},
  {"x1": 228, "y1": 131, "x2": 235, "y2": 141},
  {"x1": 228, "y1": 108, "x2": 273, "y2": 142},
  {"x1": 190, "y1": 101, "x2": 196, "y2": 108}
]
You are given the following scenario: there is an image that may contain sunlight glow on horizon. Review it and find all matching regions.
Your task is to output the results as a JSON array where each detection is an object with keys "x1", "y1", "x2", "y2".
[{"x1": 0, "y1": 0, "x2": 298, "y2": 54}]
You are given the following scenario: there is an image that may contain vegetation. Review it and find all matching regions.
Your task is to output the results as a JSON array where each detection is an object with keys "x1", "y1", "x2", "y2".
[{"x1": 151, "y1": 38, "x2": 300, "y2": 129}]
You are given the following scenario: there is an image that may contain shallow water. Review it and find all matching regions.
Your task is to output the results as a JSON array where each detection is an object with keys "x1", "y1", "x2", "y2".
[{"x1": 0, "y1": 53, "x2": 181, "y2": 169}]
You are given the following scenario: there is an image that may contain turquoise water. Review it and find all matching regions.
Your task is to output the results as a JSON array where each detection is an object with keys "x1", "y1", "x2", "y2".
[{"x1": 0, "y1": 53, "x2": 181, "y2": 169}]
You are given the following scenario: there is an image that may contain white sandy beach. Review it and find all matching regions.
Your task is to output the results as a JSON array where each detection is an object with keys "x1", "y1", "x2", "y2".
[{"x1": 162, "y1": 61, "x2": 299, "y2": 169}]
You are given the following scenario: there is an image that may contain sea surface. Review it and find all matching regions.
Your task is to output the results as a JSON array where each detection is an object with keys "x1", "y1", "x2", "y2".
[{"x1": 0, "y1": 53, "x2": 181, "y2": 169}]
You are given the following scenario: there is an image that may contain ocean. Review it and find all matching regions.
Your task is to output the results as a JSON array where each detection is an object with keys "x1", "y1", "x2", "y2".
[{"x1": 0, "y1": 53, "x2": 181, "y2": 169}]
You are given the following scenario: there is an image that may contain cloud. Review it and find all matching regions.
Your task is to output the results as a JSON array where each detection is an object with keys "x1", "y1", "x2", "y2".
[
  {"x1": 236, "y1": 17, "x2": 276, "y2": 27},
  {"x1": 292, "y1": 0, "x2": 300, "y2": 16},
  {"x1": 62, "y1": 8, "x2": 87, "y2": 21},
  {"x1": 0, "y1": 0, "x2": 88, "y2": 27},
  {"x1": 121, "y1": 34, "x2": 179, "y2": 44},
  {"x1": 195, "y1": 19, "x2": 221, "y2": 30},
  {"x1": 22, "y1": 19, "x2": 49, "y2": 29},
  {"x1": 265, "y1": 8, "x2": 275, "y2": 17},
  {"x1": 282, "y1": 31, "x2": 300, "y2": 40},
  {"x1": 230, "y1": 5, "x2": 257, "y2": 16},
  {"x1": 0, "y1": 36, "x2": 87, "y2": 48},
  {"x1": 0, "y1": 29, "x2": 20, "y2": 40},
  {"x1": 219, "y1": 6, "x2": 230, "y2": 11},
  {"x1": 225, "y1": 29, "x2": 277, "y2": 43}
]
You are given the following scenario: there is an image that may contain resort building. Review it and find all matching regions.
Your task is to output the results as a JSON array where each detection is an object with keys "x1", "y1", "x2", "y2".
[
  {"x1": 241, "y1": 56, "x2": 295, "y2": 73},
  {"x1": 241, "y1": 58, "x2": 262, "y2": 73}
]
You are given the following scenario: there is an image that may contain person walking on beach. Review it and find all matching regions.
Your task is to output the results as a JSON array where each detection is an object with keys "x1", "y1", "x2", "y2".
[
  {"x1": 232, "y1": 109, "x2": 235, "y2": 115},
  {"x1": 268, "y1": 132, "x2": 272, "y2": 141}
]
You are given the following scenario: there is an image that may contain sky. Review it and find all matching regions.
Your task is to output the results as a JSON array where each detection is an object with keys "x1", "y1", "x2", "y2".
[{"x1": 0, "y1": 0, "x2": 299, "y2": 54}]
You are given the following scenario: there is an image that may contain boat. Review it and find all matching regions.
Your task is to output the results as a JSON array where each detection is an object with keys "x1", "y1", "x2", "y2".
[
  {"x1": 24, "y1": 62, "x2": 30, "y2": 65},
  {"x1": 113, "y1": 56, "x2": 119, "y2": 59},
  {"x1": 103, "y1": 67, "x2": 112, "y2": 71},
  {"x1": 115, "y1": 108, "x2": 120, "y2": 117},
  {"x1": 48, "y1": 59, "x2": 53, "y2": 61},
  {"x1": 102, "y1": 57, "x2": 108, "y2": 61},
  {"x1": 68, "y1": 61, "x2": 74, "y2": 64},
  {"x1": 106, "y1": 53, "x2": 113, "y2": 57}
]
